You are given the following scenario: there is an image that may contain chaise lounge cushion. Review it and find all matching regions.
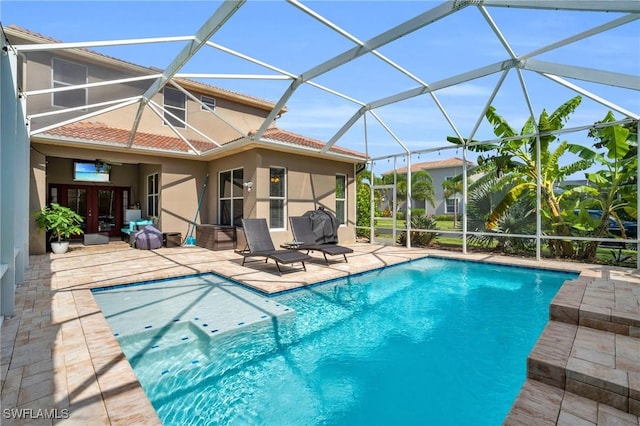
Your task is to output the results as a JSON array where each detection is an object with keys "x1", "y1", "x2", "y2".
[
  {"x1": 289, "y1": 216, "x2": 353, "y2": 263},
  {"x1": 240, "y1": 218, "x2": 311, "y2": 274}
]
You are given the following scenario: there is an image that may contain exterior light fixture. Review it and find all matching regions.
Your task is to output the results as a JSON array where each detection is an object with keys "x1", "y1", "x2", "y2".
[{"x1": 243, "y1": 181, "x2": 253, "y2": 192}]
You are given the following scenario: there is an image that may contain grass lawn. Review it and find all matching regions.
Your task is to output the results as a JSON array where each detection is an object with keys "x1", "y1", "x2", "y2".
[{"x1": 368, "y1": 218, "x2": 637, "y2": 267}]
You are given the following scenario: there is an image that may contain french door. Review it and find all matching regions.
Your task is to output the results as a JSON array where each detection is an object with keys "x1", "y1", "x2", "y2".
[{"x1": 49, "y1": 184, "x2": 128, "y2": 238}]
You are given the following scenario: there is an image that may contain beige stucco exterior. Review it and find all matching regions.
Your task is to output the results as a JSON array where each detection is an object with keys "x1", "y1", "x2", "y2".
[{"x1": 11, "y1": 27, "x2": 362, "y2": 255}]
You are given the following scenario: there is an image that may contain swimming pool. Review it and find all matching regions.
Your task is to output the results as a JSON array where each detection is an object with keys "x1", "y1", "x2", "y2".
[{"x1": 93, "y1": 257, "x2": 576, "y2": 425}]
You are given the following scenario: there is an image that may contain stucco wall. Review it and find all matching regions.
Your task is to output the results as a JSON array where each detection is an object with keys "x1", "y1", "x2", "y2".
[
  {"x1": 205, "y1": 148, "x2": 357, "y2": 246},
  {"x1": 18, "y1": 45, "x2": 275, "y2": 144},
  {"x1": 29, "y1": 143, "x2": 208, "y2": 253},
  {"x1": 29, "y1": 149, "x2": 47, "y2": 254}
]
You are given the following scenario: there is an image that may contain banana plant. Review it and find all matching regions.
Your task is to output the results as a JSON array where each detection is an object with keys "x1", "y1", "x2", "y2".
[
  {"x1": 570, "y1": 112, "x2": 638, "y2": 260},
  {"x1": 449, "y1": 96, "x2": 597, "y2": 258}
]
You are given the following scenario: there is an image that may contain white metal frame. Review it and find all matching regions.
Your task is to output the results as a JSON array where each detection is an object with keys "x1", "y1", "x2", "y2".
[{"x1": 1, "y1": 0, "x2": 639, "y2": 317}]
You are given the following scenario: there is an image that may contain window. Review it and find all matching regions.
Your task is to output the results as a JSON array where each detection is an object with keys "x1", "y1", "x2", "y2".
[
  {"x1": 201, "y1": 95, "x2": 216, "y2": 111},
  {"x1": 52, "y1": 58, "x2": 87, "y2": 108},
  {"x1": 147, "y1": 173, "x2": 159, "y2": 217},
  {"x1": 269, "y1": 167, "x2": 286, "y2": 229},
  {"x1": 336, "y1": 174, "x2": 346, "y2": 225},
  {"x1": 445, "y1": 198, "x2": 458, "y2": 214},
  {"x1": 219, "y1": 168, "x2": 244, "y2": 227},
  {"x1": 163, "y1": 87, "x2": 186, "y2": 128}
]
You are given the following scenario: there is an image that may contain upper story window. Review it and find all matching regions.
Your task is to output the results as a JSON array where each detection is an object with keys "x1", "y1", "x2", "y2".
[
  {"x1": 336, "y1": 174, "x2": 346, "y2": 225},
  {"x1": 52, "y1": 58, "x2": 87, "y2": 108},
  {"x1": 201, "y1": 95, "x2": 216, "y2": 111},
  {"x1": 269, "y1": 167, "x2": 286, "y2": 229},
  {"x1": 163, "y1": 87, "x2": 186, "y2": 128}
]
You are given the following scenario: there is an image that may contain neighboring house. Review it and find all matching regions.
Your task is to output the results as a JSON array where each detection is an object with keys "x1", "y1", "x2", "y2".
[
  {"x1": 382, "y1": 157, "x2": 475, "y2": 216},
  {"x1": 4, "y1": 26, "x2": 365, "y2": 255}
]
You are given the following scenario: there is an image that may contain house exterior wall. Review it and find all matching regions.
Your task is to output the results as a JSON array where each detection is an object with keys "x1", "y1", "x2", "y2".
[
  {"x1": 207, "y1": 148, "x2": 356, "y2": 247},
  {"x1": 29, "y1": 143, "x2": 209, "y2": 254},
  {"x1": 15, "y1": 28, "x2": 361, "y2": 254},
  {"x1": 29, "y1": 149, "x2": 47, "y2": 254},
  {"x1": 427, "y1": 166, "x2": 465, "y2": 216},
  {"x1": 9, "y1": 28, "x2": 276, "y2": 143}
]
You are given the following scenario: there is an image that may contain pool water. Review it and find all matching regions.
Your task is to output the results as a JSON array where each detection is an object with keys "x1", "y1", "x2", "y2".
[{"x1": 93, "y1": 257, "x2": 576, "y2": 426}]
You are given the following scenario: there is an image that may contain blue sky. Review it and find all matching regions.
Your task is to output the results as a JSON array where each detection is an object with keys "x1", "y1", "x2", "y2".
[{"x1": 1, "y1": 1, "x2": 638, "y2": 164}]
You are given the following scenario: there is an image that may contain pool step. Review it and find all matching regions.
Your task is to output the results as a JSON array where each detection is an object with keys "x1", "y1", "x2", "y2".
[
  {"x1": 549, "y1": 277, "x2": 640, "y2": 336},
  {"x1": 505, "y1": 379, "x2": 639, "y2": 425},
  {"x1": 525, "y1": 321, "x2": 639, "y2": 415},
  {"x1": 506, "y1": 272, "x2": 640, "y2": 423}
]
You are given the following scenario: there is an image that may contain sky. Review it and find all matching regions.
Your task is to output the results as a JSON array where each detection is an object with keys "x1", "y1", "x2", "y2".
[{"x1": 1, "y1": 1, "x2": 638, "y2": 171}]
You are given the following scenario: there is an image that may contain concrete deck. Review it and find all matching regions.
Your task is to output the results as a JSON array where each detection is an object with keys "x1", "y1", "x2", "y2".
[{"x1": 0, "y1": 241, "x2": 637, "y2": 424}]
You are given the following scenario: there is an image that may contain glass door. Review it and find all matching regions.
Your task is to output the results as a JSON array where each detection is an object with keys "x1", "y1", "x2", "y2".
[
  {"x1": 49, "y1": 184, "x2": 126, "y2": 238},
  {"x1": 97, "y1": 189, "x2": 116, "y2": 233},
  {"x1": 67, "y1": 188, "x2": 88, "y2": 234}
]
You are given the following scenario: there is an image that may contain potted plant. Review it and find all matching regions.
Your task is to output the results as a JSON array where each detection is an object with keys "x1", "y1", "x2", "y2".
[{"x1": 34, "y1": 203, "x2": 84, "y2": 254}]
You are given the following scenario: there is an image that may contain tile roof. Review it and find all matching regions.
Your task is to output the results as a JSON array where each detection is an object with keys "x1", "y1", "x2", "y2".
[
  {"x1": 37, "y1": 122, "x2": 366, "y2": 159},
  {"x1": 39, "y1": 122, "x2": 217, "y2": 153},
  {"x1": 383, "y1": 157, "x2": 474, "y2": 174},
  {"x1": 261, "y1": 128, "x2": 366, "y2": 158}
]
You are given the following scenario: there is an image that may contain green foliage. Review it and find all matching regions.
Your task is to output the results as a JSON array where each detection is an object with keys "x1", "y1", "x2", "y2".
[
  {"x1": 355, "y1": 170, "x2": 372, "y2": 238},
  {"x1": 382, "y1": 170, "x2": 436, "y2": 207},
  {"x1": 569, "y1": 112, "x2": 638, "y2": 260},
  {"x1": 34, "y1": 203, "x2": 84, "y2": 243},
  {"x1": 397, "y1": 214, "x2": 438, "y2": 247},
  {"x1": 449, "y1": 95, "x2": 596, "y2": 258},
  {"x1": 411, "y1": 208, "x2": 425, "y2": 217}
]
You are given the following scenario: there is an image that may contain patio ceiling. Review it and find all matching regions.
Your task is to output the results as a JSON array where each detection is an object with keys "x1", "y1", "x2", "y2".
[{"x1": 6, "y1": 0, "x2": 640, "y2": 161}]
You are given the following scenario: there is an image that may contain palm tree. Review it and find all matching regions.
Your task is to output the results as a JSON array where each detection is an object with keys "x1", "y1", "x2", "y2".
[
  {"x1": 382, "y1": 170, "x2": 436, "y2": 216},
  {"x1": 449, "y1": 96, "x2": 596, "y2": 258},
  {"x1": 442, "y1": 175, "x2": 463, "y2": 227}
]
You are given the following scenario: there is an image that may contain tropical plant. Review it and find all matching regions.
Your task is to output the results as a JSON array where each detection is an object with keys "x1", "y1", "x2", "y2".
[
  {"x1": 381, "y1": 169, "x2": 436, "y2": 213},
  {"x1": 449, "y1": 95, "x2": 597, "y2": 258},
  {"x1": 355, "y1": 168, "x2": 374, "y2": 238},
  {"x1": 34, "y1": 203, "x2": 84, "y2": 243},
  {"x1": 397, "y1": 214, "x2": 438, "y2": 247},
  {"x1": 442, "y1": 175, "x2": 463, "y2": 227},
  {"x1": 569, "y1": 112, "x2": 638, "y2": 260}
]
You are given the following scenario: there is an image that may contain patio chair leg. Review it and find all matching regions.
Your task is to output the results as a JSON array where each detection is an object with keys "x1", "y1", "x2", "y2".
[
  {"x1": 343, "y1": 254, "x2": 348, "y2": 262},
  {"x1": 302, "y1": 261, "x2": 306, "y2": 271},
  {"x1": 275, "y1": 262, "x2": 283, "y2": 275},
  {"x1": 323, "y1": 253, "x2": 329, "y2": 264}
]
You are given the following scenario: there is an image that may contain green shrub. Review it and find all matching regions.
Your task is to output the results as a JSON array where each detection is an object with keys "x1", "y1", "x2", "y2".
[
  {"x1": 398, "y1": 215, "x2": 438, "y2": 247},
  {"x1": 396, "y1": 211, "x2": 404, "y2": 221},
  {"x1": 411, "y1": 208, "x2": 425, "y2": 218}
]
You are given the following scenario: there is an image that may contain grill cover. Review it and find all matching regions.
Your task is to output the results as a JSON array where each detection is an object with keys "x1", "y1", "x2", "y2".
[
  {"x1": 135, "y1": 225, "x2": 163, "y2": 250},
  {"x1": 302, "y1": 208, "x2": 338, "y2": 244}
]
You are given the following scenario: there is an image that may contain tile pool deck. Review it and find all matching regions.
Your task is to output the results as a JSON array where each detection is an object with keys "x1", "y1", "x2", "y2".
[{"x1": 0, "y1": 241, "x2": 638, "y2": 425}]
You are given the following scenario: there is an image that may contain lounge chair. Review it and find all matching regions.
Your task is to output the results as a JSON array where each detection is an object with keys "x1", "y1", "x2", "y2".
[
  {"x1": 289, "y1": 216, "x2": 353, "y2": 263},
  {"x1": 240, "y1": 218, "x2": 312, "y2": 274}
]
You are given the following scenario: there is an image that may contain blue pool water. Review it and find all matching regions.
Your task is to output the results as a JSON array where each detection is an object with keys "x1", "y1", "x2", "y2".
[{"x1": 93, "y1": 257, "x2": 576, "y2": 426}]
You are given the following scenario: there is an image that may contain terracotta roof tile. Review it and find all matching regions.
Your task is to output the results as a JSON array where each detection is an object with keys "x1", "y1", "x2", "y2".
[
  {"x1": 41, "y1": 122, "x2": 217, "y2": 153},
  {"x1": 261, "y1": 128, "x2": 366, "y2": 158},
  {"x1": 38, "y1": 122, "x2": 367, "y2": 159}
]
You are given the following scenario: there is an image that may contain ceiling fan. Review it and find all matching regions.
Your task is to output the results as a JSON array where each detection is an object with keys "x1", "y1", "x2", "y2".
[{"x1": 95, "y1": 159, "x2": 123, "y2": 172}]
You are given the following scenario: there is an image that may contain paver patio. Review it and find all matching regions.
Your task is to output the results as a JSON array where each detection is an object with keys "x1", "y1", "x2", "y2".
[{"x1": 0, "y1": 241, "x2": 638, "y2": 424}]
